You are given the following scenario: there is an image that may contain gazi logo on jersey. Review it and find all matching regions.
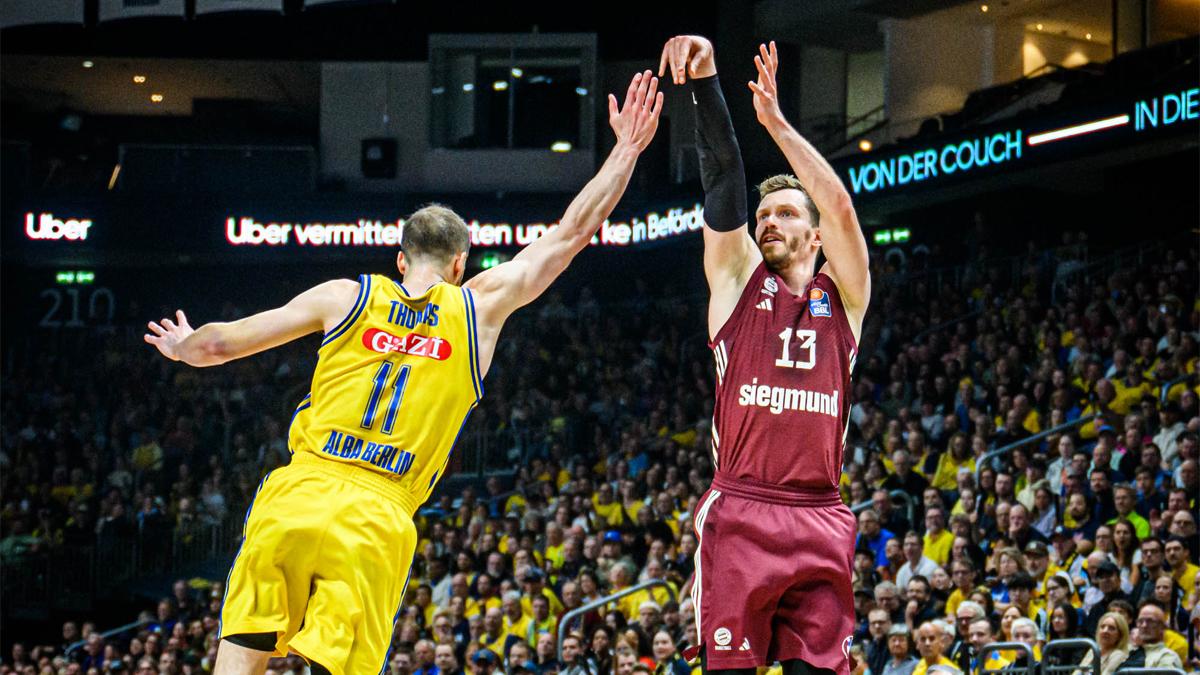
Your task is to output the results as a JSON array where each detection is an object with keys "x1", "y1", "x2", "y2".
[
  {"x1": 808, "y1": 288, "x2": 831, "y2": 317},
  {"x1": 363, "y1": 328, "x2": 452, "y2": 360}
]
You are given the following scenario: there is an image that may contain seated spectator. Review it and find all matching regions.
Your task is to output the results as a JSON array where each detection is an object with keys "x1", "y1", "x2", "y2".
[
  {"x1": 1117, "y1": 602, "x2": 1182, "y2": 671},
  {"x1": 858, "y1": 509, "x2": 897, "y2": 570},
  {"x1": 1109, "y1": 485, "x2": 1151, "y2": 540},
  {"x1": 559, "y1": 634, "x2": 597, "y2": 675},
  {"x1": 948, "y1": 600, "x2": 984, "y2": 672},
  {"x1": 877, "y1": 624, "x2": 918, "y2": 675},
  {"x1": 1009, "y1": 617, "x2": 1042, "y2": 668},
  {"x1": 1007, "y1": 572, "x2": 1045, "y2": 627},
  {"x1": 965, "y1": 618, "x2": 1009, "y2": 673},
  {"x1": 434, "y1": 638, "x2": 465, "y2": 672},
  {"x1": 1084, "y1": 560, "x2": 1129, "y2": 635},
  {"x1": 922, "y1": 507, "x2": 954, "y2": 568},
  {"x1": 472, "y1": 648, "x2": 501, "y2": 675},
  {"x1": 911, "y1": 621, "x2": 960, "y2": 675},
  {"x1": 904, "y1": 576, "x2": 942, "y2": 632},
  {"x1": 650, "y1": 629, "x2": 688, "y2": 675},
  {"x1": 897, "y1": 532, "x2": 940, "y2": 591},
  {"x1": 863, "y1": 608, "x2": 893, "y2": 675},
  {"x1": 1164, "y1": 535, "x2": 1198, "y2": 611}
]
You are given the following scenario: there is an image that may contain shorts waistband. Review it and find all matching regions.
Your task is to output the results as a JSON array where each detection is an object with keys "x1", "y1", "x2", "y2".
[
  {"x1": 711, "y1": 472, "x2": 843, "y2": 507},
  {"x1": 289, "y1": 452, "x2": 419, "y2": 514}
]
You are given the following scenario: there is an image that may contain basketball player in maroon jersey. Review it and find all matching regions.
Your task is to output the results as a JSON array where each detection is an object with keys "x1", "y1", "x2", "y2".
[{"x1": 659, "y1": 36, "x2": 870, "y2": 675}]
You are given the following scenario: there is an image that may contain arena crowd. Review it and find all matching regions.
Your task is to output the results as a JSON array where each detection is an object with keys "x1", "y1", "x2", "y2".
[{"x1": 2, "y1": 233, "x2": 1198, "y2": 675}]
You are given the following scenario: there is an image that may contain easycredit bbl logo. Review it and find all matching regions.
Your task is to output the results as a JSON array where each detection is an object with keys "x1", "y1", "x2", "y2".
[{"x1": 25, "y1": 212, "x2": 93, "y2": 241}]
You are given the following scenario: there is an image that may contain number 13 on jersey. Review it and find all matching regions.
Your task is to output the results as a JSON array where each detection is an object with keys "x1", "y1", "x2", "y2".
[{"x1": 776, "y1": 328, "x2": 816, "y2": 370}]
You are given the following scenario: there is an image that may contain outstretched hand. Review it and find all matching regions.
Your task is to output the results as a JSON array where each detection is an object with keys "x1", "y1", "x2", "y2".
[
  {"x1": 145, "y1": 309, "x2": 195, "y2": 361},
  {"x1": 658, "y1": 35, "x2": 716, "y2": 85},
  {"x1": 608, "y1": 70, "x2": 663, "y2": 153},
  {"x1": 748, "y1": 41, "x2": 784, "y2": 129}
]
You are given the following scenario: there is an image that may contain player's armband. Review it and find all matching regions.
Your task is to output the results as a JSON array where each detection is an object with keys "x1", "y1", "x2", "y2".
[{"x1": 691, "y1": 75, "x2": 747, "y2": 233}]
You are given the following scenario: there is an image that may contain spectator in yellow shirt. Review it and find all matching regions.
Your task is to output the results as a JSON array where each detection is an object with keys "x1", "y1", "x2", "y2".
[
  {"x1": 923, "y1": 507, "x2": 954, "y2": 568},
  {"x1": 945, "y1": 560, "x2": 978, "y2": 619},
  {"x1": 525, "y1": 594, "x2": 558, "y2": 647},
  {"x1": 501, "y1": 591, "x2": 532, "y2": 646},
  {"x1": 479, "y1": 607, "x2": 511, "y2": 659},
  {"x1": 518, "y1": 567, "x2": 563, "y2": 618},
  {"x1": 930, "y1": 433, "x2": 975, "y2": 492},
  {"x1": 912, "y1": 621, "x2": 961, "y2": 675},
  {"x1": 1164, "y1": 537, "x2": 1198, "y2": 610}
]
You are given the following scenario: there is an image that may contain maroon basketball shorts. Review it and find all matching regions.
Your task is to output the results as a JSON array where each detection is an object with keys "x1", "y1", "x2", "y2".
[{"x1": 690, "y1": 473, "x2": 857, "y2": 673}]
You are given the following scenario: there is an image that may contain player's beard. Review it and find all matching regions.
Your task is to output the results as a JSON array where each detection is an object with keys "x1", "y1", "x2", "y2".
[{"x1": 760, "y1": 236, "x2": 800, "y2": 273}]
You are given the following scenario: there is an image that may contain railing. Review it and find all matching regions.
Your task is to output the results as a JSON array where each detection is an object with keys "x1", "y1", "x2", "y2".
[
  {"x1": 875, "y1": 242, "x2": 1088, "y2": 305},
  {"x1": 850, "y1": 489, "x2": 916, "y2": 527},
  {"x1": 909, "y1": 309, "x2": 985, "y2": 346},
  {"x1": 980, "y1": 641, "x2": 1036, "y2": 675},
  {"x1": 813, "y1": 105, "x2": 887, "y2": 153},
  {"x1": 1041, "y1": 638, "x2": 1099, "y2": 675},
  {"x1": 1051, "y1": 235, "x2": 1183, "y2": 304},
  {"x1": 557, "y1": 579, "x2": 676, "y2": 660},
  {"x1": 976, "y1": 414, "x2": 1096, "y2": 479},
  {"x1": 1114, "y1": 669, "x2": 1187, "y2": 675},
  {"x1": 65, "y1": 618, "x2": 152, "y2": 658},
  {"x1": 1, "y1": 516, "x2": 238, "y2": 619}
]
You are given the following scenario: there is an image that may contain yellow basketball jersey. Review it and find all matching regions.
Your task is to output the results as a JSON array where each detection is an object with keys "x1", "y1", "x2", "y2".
[{"x1": 289, "y1": 274, "x2": 483, "y2": 507}]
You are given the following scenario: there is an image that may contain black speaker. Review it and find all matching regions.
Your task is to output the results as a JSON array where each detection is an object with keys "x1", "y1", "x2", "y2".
[{"x1": 361, "y1": 138, "x2": 398, "y2": 179}]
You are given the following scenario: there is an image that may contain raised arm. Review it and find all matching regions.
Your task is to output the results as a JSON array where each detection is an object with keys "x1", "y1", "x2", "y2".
[
  {"x1": 466, "y1": 71, "x2": 662, "y2": 338},
  {"x1": 749, "y1": 41, "x2": 871, "y2": 323},
  {"x1": 144, "y1": 279, "x2": 360, "y2": 367},
  {"x1": 660, "y1": 35, "x2": 760, "y2": 338}
]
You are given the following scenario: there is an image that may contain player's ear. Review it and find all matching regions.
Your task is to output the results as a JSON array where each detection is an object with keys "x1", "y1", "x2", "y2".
[
  {"x1": 452, "y1": 251, "x2": 468, "y2": 284},
  {"x1": 397, "y1": 249, "x2": 409, "y2": 276},
  {"x1": 812, "y1": 226, "x2": 822, "y2": 249}
]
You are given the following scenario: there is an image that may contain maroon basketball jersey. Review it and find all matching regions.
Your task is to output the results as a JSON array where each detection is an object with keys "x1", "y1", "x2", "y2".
[{"x1": 709, "y1": 264, "x2": 857, "y2": 490}]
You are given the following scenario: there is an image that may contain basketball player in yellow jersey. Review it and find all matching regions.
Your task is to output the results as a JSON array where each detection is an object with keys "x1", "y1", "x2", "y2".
[{"x1": 144, "y1": 71, "x2": 663, "y2": 675}]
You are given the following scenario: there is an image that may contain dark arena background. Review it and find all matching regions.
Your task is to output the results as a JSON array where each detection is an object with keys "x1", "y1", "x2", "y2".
[{"x1": 2, "y1": 1, "x2": 1199, "y2": 674}]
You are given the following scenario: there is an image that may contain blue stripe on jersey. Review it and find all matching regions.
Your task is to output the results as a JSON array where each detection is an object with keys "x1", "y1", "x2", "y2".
[
  {"x1": 321, "y1": 274, "x2": 371, "y2": 347},
  {"x1": 461, "y1": 288, "x2": 483, "y2": 401},
  {"x1": 378, "y1": 567, "x2": 415, "y2": 675},
  {"x1": 424, "y1": 404, "x2": 476, "y2": 503},
  {"x1": 464, "y1": 288, "x2": 484, "y2": 399}
]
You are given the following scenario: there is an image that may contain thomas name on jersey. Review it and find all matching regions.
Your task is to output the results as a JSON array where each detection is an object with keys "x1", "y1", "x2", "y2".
[
  {"x1": 387, "y1": 300, "x2": 439, "y2": 328},
  {"x1": 320, "y1": 429, "x2": 416, "y2": 476},
  {"x1": 736, "y1": 377, "x2": 841, "y2": 417}
]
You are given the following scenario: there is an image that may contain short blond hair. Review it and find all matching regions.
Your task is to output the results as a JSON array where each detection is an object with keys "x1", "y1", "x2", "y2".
[
  {"x1": 756, "y1": 174, "x2": 820, "y2": 227},
  {"x1": 403, "y1": 204, "x2": 470, "y2": 263}
]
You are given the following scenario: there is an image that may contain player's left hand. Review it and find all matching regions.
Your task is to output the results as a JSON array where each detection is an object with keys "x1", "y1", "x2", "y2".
[
  {"x1": 145, "y1": 309, "x2": 195, "y2": 361},
  {"x1": 748, "y1": 41, "x2": 785, "y2": 129},
  {"x1": 609, "y1": 70, "x2": 664, "y2": 153}
]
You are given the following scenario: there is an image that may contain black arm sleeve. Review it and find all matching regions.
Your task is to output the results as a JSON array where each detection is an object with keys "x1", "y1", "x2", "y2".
[{"x1": 691, "y1": 74, "x2": 748, "y2": 233}]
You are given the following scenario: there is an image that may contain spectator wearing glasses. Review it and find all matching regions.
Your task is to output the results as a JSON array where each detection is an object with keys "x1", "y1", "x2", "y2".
[
  {"x1": 878, "y1": 624, "x2": 918, "y2": 675},
  {"x1": 1118, "y1": 601, "x2": 1182, "y2": 670},
  {"x1": 864, "y1": 608, "x2": 894, "y2": 675},
  {"x1": 948, "y1": 601, "x2": 984, "y2": 673},
  {"x1": 944, "y1": 559, "x2": 976, "y2": 619}
]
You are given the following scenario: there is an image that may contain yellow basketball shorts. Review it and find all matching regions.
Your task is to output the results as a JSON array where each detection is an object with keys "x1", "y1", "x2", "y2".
[{"x1": 220, "y1": 452, "x2": 418, "y2": 675}]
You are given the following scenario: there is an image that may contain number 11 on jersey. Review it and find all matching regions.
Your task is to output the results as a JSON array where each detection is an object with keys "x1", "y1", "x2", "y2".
[
  {"x1": 361, "y1": 361, "x2": 411, "y2": 434},
  {"x1": 776, "y1": 327, "x2": 816, "y2": 370}
]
